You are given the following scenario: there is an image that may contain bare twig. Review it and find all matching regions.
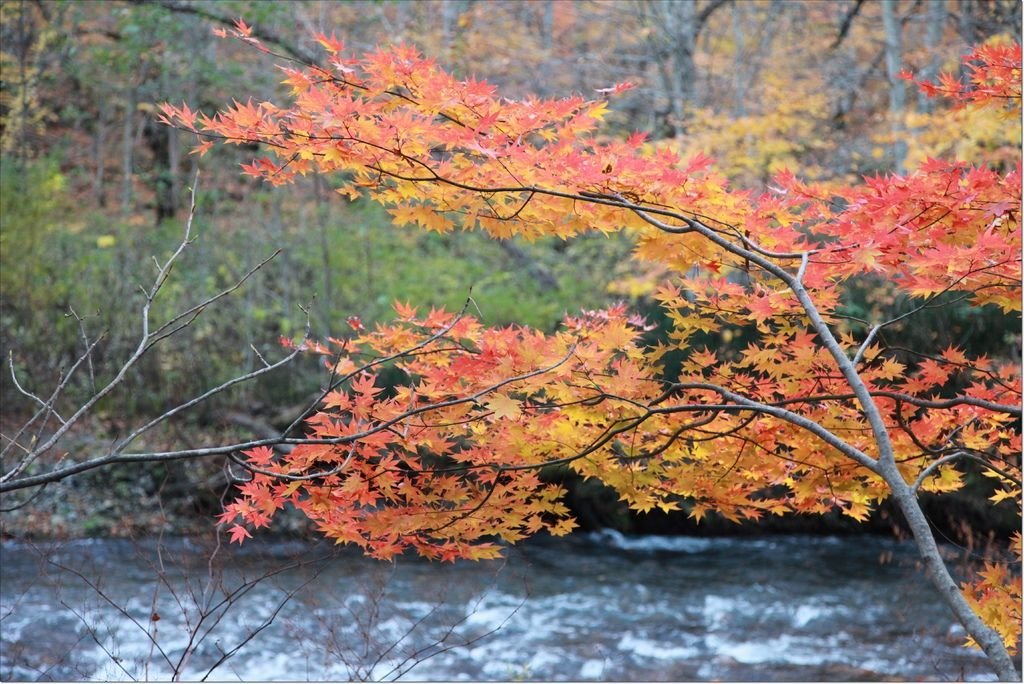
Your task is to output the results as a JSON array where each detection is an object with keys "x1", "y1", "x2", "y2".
[
  {"x1": 66, "y1": 306, "x2": 97, "y2": 394},
  {"x1": 1, "y1": 174, "x2": 290, "y2": 494}
]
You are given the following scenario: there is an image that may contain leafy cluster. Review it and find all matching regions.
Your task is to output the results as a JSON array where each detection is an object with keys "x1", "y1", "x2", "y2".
[
  {"x1": 164, "y1": 23, "x2": 1021, "y2": 652},
  {"x1": 905, "y1": 41, "x2": 1022, "y2": 111},
  {"x1": 963, "y1": 532, "x2": 1023, "y2": 655}
]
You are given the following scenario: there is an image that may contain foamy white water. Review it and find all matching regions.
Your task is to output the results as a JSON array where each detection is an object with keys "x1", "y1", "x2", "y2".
[{"x1": 0, "y1": 533, "x2": 1002, "y2": 681}]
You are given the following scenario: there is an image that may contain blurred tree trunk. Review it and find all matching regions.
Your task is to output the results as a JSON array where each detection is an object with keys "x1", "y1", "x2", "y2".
[
  {"x1": 313, "y1": 173, "x2": 333, "y2": 325},
  {"x1": 164, "y1": 39, "x2": 182, "y2": 219},
  {"x1": 1, "y1": 2, "x2": 62, "y2": 181},
  {"x1": 441, "y1": 0, "x2": 462, "y2": 60},
  {"x1": 640, "y1": 0, "x2": 726, "y2": 137},
  {"x1": 957, "y1": 1, "x2": 976, "y2": 59},
  {"x1": 538, "y1": 0, "x2": 554, "y2": 95},
  {"x1": 918, "y1": 0, "x2": 947, "y2": 114},
  {"x1": 148, "y1": 45, "x2": 181, "y2": 223},
  {"x1": 645, "y1": 0, "x2": 699, "y2": 136},
  {"x1": 881, "y1": 0, "x2": 907, "y2": 174},
  {"x1": 730, "y1": 2, "x2": 749, "y2": 118},
  {"x1": 730, "y1": 0, "x2": 782, "y2": 118},
  {"x1": 9, "y1": 0, "x2": 30, "y2": 181},
  {"x1": 93, "y1": 99, "x2": 109, "y2": 207},
  {"x1": 121, "y1": 85, "x2": 137, "y2": 215},
  {"x1": 953, "y1": 1, "x2": 1019, "y2": 68}
]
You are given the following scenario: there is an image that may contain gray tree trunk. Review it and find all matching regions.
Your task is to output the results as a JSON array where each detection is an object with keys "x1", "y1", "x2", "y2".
[
  {"x1": 918, "y1": 0, "x2": 947, "y2": 114},
  {"x1": 93, "y1": 99, "x2": 108, "y2": 207},
  {"x1": 644, "y1": 0, "x2": 699, "y2": 136},
  {"x1": 313, "y1": 173, "x2": 333, "y2": 325},
  {"x1": 881, "y1": 0, "x2": 907, "y2": 173},
  {"x1": 880, "y1": 464, "x2": 1021, "y2": 681},
  {"x1": 441, "y1": 0, "x2": 460, "y2": 60},
  {"x1": 538, "y1": 0, "x2": 554, "y2": 95},
  {"x1": 120, "y1": 87, "x2": 137, "y2": 215}
]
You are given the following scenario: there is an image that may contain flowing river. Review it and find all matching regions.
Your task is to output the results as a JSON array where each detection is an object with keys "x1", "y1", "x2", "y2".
[{"x1": 0, "y1": 531, "x2": 1003, "y2": 681}]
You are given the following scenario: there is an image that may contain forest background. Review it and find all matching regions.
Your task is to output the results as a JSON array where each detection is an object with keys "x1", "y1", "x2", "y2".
[{"x1": 0, "y1": 0, "x2": 1020, "y2": 544}]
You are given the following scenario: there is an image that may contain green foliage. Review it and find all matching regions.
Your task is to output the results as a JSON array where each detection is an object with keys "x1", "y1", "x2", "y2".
[
  {"x1": 0, "y1": 153, "x2": 66, "y2": 296},
  {"x1": 0, "y1": 154, "x2": 84, "y2": 404},
  {"x1": 307, "y1": 199, "x2": 631, "y2": 332},
  {"x1": 0, "y1": 154, "x2": 629, "y2": 421}
]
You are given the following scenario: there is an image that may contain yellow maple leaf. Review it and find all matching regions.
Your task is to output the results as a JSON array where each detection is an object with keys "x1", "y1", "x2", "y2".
[
  {"x1": 548, "y1": 518, "x2": 579, "y2": 536},
  {"x1": 586, "y1": 101, "x2": 610, "y2": 120},
  {"x1": 485, "y1": 393, "x2": 522, "y2": 421}
]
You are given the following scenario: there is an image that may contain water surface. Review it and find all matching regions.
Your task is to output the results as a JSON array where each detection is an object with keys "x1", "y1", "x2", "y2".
[{"x1": 0, "y1": 532, "x2": 998, "y2": 681}]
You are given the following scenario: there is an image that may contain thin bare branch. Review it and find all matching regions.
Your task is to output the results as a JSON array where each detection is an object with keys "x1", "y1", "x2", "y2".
[
  {"x1": 7, "y1": 353, "x2": 67, "y2": 426},
  {"x1": 0, "y1": 173, "x2": 299, "y2": 495},
  {"x1": 66, "y1": 306, "x2": 97, "y2": 393},
  {"x1": 853, "y1": 273, "x2": 973, "y2": 366},
  {"x1": 912, "y1": 450, "x2": 1023, "y2": 493}
]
